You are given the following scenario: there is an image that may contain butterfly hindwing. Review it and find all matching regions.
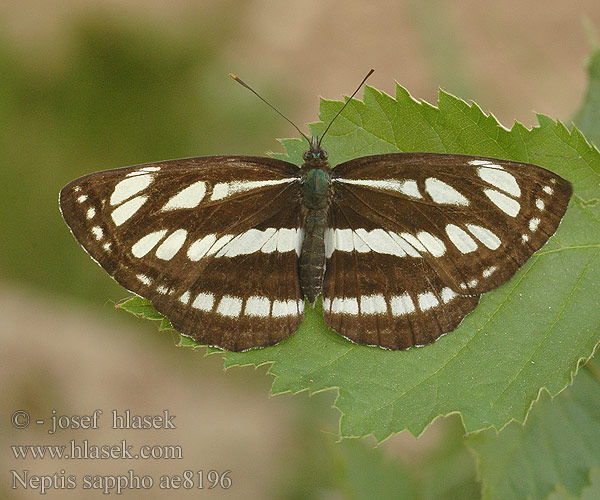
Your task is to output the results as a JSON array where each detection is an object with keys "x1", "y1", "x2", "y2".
[
  {"x1": 323, "y1": 153, "x2": 572, "y2": 348},
  {"x1": 60, "y1": 156, "x2": 305, "y2": 351},
  {"x1": 323, "y1": 197, "x2": 481, "y2": 349}
]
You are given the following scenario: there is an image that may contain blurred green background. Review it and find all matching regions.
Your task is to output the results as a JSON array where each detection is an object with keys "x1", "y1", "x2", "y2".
[{"x1": 2, "y1": 1, "x2": 599, "y2": 498}]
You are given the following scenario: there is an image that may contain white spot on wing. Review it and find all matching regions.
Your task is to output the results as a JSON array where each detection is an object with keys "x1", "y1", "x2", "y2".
[
  {"x1": 352, "y1": 230, "x2": 371, "y2": 253},
  {"x1": 360, "y1": 294, "x2": 387, "y2": 315},
  {"x1": 468, "y1": 159, "x2": 504, "y2": 169},
  {"x1": 206, "y1": 235, "x2": 235, "y2": 256},
  {"x1": 326, "y1": 228, "x2": 429, "y2": 258},
  {"x1": 187, "y1": 234, "x2": 217, "y2": 261},
  {"x1": 91, "y1": 226, "x2": 103, "y2": 241},
  {"x1": 335, "y1": 228, "x2": 354, "y2": 253},
  {"x1": 126, "y1": 166, "x2": 161, "y2": 177},
  {"x1": 77, "y1": 194, "x2": 88, "y2": 203},
  {"x1": 131, "y1": 229, "x2": 168, "y2": 258},
  {"x1": 389, "y1": 233, "x2": 422, "y2": 257},
  {"x1": 398, "y1": 232, "x2": 427, "y2": 253},
  {"x1": 188, "y1": 229, "x2": 301, "y2": 260},
  {"x1": 336, "y1": 178, "x2": 423, "y2": 199},
  {"x1": 543, "y1": 186, "x2": 553, "y2": 195},
  {"x1": 529, "y1": 218, "x2": 540, "y2": 232},
  {"x1": 425, "y1": 178, "x2": 469, "y2": 205},
  {"x1": 86, "y1": 207, "x2": 96, "y2": 219},
  {"x1": 192, "y1": 292, "x2": 214, "y2": 312},
  {"x1": 155, "y1": 229, "x2": 188, "y2": 260},
  {"x1": 445, "y1": 224, "x2": 478, "y2": 253},
  {"x1": 418, "y1": 292, "x2": 439, "y2": 311},
  {"x1": 127, "y1": 166, "x2": 161, "y2": 177},
  {"x1": 331, "y1": 297, "x2": 359, "y2": 315},
  {"x1": 271, "y1": 300, "x2": 287, "y2": 318},
  {"x1": 324, "y1": 229, "x2": 334, "y2": 259},
  {"x1": 465, "y1": 224, "x2": 501, "y2": 250},
  {"x1": 179, "y1": 291, "x2": 191, "y2": 305},
  {"x1": 416, "y1": 231, "x2": 446, "y2": 257},
  {"x1": 260, "y1": 232, "x2": 277, "y2": 254},
  {"x1": 484, "y1": 188, "x2": 520, "y2": 217},
  {"x1": 110, "y1": 174, "x2": 152, "y2": 206},
  {"x1": 440, "y1": 288, "x2": 457, "y2": 303},
  {"x1": 217, "y1": 295, "x2": 243, "y2": 318},
  {"x1": 211, "y1": 183, "x2": 228, "y2": 200},
  {"x1": 245, "y1": 296, "x2": 271, "y2": 317},
  {"x1": 210, "y1": 178, "x2": 296, "y2": 201},
  {"x1": 295, "y1": 228, "x2": 304, "y2": 256},
  {"x1": 483, "y1": 266, "x2": 498, "y2": 278},
  {"x1": 136, "y1": 274, "x2": 151, "y2": 285},
  {"x1": 217, "y1": 228, "x2": 275, "y2": 257},
  {"x1": 272, "y1": 299, "x2": 300, "y2": 317},
  {"x1": 477, "y1": 167, "x2": 521, "y2": 197},
  {"x1": 111, "y1": 195, "x2": 147, "y2": 226},
  {"x1": 390, "y1": 293, "x2": 415, "y2": 315},
  {"x1": 161, "y1": 181, "x2": 207, "y2": 211},
  {"x1": 536, "y1": 198, "x2": 545, "y2": 211},
  {"x1": 277, "y1": 228, "x2": 299, "y2": 253},
  {"x1": 358, "y1": 228, "x2": 406, "y2": 256}
]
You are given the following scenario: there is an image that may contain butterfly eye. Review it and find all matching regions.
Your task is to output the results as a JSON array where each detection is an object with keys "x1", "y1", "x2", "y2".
[
  {"x1": 302, "y1": 151, "x2": 312, "y2": 161},
  {"x1": 320, "y1": 150, "x2": 328, "y2": 159}
]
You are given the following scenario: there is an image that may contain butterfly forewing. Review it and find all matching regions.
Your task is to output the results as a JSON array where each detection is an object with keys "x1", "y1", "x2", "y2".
[
  {"x1": 60, "y1": 156, "x2": 305, "y2": 351},
  {"x1": 323, "y1": 153, "x2": 572, "y2": 348}
]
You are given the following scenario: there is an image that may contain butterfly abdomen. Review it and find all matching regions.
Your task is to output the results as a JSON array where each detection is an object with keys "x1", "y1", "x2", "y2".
[
  {"x1": 299, "y1": 167, "x2": 332, "y2": 304},
  {"x1": 299, "y1": 211, "x2": 328, "y2": 305}
]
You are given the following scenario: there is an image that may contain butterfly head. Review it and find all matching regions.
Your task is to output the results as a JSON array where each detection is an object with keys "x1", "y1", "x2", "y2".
[{"x1": 302, "y1": 137, "x2": 329, "y2": 165}]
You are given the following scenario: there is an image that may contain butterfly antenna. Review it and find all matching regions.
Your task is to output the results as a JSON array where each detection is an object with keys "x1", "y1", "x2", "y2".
[
  {"x1": 229, "y1": 73, "x2": 311, "y2": 145},
  {"x1": 318, "y1": 69, "x2": 374, "y2": 147}
]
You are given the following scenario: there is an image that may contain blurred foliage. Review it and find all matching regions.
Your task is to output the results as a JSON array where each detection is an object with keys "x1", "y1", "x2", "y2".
[
  {"x1": 468, "y1": 357, "x2": 600, "y2": 500},
  {"x1": 547, "y1": 469, "x2": 600, "y2": 500},
  {"x1": 0, "y1": 11, "x2": 285, "y2": 303},
  {"x1": 406, "y1": 0, "x2": 476, "y2": 99},
  {"x1": 573, "y1": 48, "x2": 600, "y2": 146},
  {"x1": 275, "y1": 405, "x2": 479, "y2": 500}
]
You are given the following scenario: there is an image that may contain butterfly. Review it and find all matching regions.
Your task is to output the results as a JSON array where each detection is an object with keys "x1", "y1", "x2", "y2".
[{"x1": 59, "y1": 71, "x2": 572, "y2": 351}]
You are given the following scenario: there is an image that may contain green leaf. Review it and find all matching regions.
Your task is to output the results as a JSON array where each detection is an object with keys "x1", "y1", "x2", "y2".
[
  {"x1": 467, "y1": 358, "x2": 600, "y2": 500},
  {"x1": 118, "y1": 296, "x2": 164, "y2": 321},
  {"x1": 119, "y1": 83, "x2": 600, "y2": 442},
  {"x1": 573, "y1": 48, "x2": 600, "y2": 146}
]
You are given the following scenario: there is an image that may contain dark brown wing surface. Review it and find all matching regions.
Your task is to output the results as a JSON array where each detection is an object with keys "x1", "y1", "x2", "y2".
[
  {"x1": 323, "y1": 153, "x2": 572, "y2": 349},
  {"x1": 60, "y1": 156, "x2": 304, "y2": 351}
]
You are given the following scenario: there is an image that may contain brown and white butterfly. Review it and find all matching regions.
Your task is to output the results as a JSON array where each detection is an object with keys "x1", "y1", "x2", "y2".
[
  {"x1": 60, "y1": 148, "x2": 572, "y2": 351},
  {"x1": 59, "y1": 72, "x2": 572, "y2": 351}
]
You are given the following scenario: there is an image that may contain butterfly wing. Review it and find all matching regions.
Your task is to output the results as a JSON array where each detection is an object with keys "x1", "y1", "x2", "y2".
[
  {"x1": 323, "y1": 153, "x2": 572, "y2": 349},
  {"x1": 60, "y1": 156, "x2": 304, "y2": 351}
]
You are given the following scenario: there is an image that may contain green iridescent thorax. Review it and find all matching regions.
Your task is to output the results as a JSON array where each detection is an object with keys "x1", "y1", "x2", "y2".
[{"x1": 303, "y1": 168, "x2": 331, "y2": 210}]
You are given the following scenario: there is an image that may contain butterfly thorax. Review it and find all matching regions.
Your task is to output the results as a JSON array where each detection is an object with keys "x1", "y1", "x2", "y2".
[{"x1": 299, "y1": 149, "x2": 332, "y2": 305}]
